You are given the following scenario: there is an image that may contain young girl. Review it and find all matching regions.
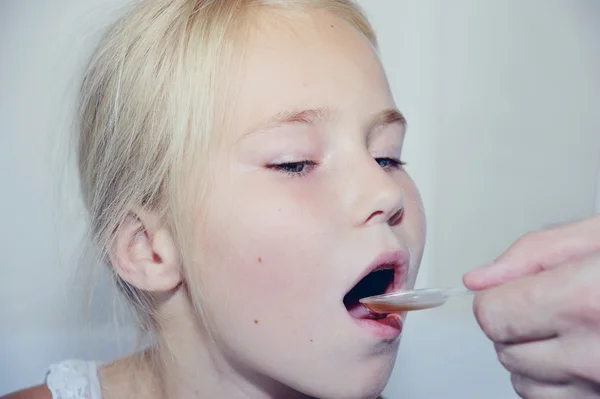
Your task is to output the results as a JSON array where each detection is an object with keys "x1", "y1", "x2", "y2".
[{"x1": 4, "y1": 0, "x2": 426, "y2": 398}]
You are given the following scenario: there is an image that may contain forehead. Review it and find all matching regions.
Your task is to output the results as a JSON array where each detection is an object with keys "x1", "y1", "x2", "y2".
[{"x1": 228, "y1": 9, "x2": 394, "y2": 137}]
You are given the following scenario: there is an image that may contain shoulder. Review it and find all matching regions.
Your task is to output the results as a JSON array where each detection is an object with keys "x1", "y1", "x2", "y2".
[
  {"x1": 45, "y1": 360, "x2": 101, "y2": 399},
  {"x1": 1, "y1": 360, "x2": 101, "y2": 399},
  {"x1": 0, "y1": 385, "x2": 52, "y2": 399}
]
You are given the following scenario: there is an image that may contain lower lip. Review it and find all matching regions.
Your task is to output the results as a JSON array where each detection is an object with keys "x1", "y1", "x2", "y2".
[{"x1": 352, "y1": 313, "x2": 403, "y2": 339}]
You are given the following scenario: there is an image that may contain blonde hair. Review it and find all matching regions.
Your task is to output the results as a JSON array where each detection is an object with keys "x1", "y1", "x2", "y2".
[{"x1": 77, "y1": 0, "x2": 377, "y2": 336}]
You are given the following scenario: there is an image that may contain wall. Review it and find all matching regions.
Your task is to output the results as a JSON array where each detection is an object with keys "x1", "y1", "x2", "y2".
[
  {"x1": 1, "y1": 1, "x2": 598, "y2": 397},
  {"x1": 597, "y1": 155, "x2": 600, "y2": 213},
  {"x1": 430, "y1": 0, "x2": 600, "y2": 297}
]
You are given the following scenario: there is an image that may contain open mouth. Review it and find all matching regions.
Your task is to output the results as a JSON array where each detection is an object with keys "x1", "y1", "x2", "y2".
[{"x1": 343, "y1": 267, "x2": 395, "y2": 320}]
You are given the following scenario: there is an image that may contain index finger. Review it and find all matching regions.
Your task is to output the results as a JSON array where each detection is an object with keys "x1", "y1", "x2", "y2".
[{"x1": 464, "y1": 216, "x2": 600, "y2": 290}]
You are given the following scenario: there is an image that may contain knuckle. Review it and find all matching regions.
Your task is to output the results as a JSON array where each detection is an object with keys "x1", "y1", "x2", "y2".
[
  {"x1": 517, "y1": 230, "x2": 543, "y2": 249},
  {"x1": 501, "y1": 231, "x2": 546, "y2": 263}
]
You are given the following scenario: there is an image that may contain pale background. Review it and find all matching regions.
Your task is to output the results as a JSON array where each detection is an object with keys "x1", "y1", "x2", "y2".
[{"x1": 1, "y1": 1, "x2": 599, "y2": 398}]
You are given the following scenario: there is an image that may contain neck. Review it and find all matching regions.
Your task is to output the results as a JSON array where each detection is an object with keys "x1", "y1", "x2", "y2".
[{"x1": 145, "y1": 289, "x2": 310, "y2": 399}]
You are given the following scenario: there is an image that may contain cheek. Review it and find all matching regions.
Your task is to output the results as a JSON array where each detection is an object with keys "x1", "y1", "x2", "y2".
[
  {"x1": 197, "y1": 179, "x2": 334, "y2": 326},
  {"x1": 399, "y1": 174, "x2": 427, "y2": 261}
]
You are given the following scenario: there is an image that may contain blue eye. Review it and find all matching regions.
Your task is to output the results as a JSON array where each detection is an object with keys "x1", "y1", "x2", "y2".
[
  {"x1": 266, "y1": 161, "x2": 317, "y2": 177},
  {"x1": 375, "y1": 157, "x2": 406, "y2": 170}
]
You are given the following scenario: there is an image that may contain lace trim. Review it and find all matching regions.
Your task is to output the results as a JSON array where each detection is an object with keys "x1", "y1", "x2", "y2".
[{"x1": 45, "y1": 360, "x2": 102, "y2": 399}]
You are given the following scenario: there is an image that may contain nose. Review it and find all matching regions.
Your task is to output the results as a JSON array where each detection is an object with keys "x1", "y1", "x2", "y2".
[{"x1": 349, "y1": 157, "x2": 405, "y2": 226}]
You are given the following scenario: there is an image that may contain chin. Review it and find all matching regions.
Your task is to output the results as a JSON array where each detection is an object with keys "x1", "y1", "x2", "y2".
[
  {"x1": 306, "y1": 380, "x2": 390, "y2": 399},
  {"x1": 356, "y1": 357, "x2": 396, "y2": 398},
  {"x1": 291, "y1": 351, "x2": 398, "y2": 399},
  {"x1": 340, "y1": 347, "x2": 398, "y2": 399}
]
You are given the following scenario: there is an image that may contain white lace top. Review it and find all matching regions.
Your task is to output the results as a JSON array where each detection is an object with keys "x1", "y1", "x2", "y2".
[{"x1": 45, "y1": 360, "x2": 102, "y2": 399}]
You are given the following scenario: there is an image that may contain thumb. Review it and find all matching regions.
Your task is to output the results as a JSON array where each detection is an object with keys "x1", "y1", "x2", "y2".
[{"x1": 463, "y1": 218, "x2": 600, "y2": 290}]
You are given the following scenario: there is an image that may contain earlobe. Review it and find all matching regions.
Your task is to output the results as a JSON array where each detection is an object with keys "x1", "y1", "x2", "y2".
[{"x1": 109, "y1": 211, "x2": 182, "y2": 293}]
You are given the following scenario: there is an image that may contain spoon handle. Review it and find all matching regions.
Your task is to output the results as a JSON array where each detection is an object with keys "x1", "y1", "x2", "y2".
[{"x1": 445, "y1": 287, "x2": 476, "y2": 296}]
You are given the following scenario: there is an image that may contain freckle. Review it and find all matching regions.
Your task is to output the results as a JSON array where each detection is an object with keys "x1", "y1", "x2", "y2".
[
  {"x1": 330, "y1": 24, "x2": 335, "y2": 28},
  {"x1": 310, "y1": 339, "x2": 313, "y2": 342},
  {"x1": 257, "y1": 257, "x2": 262, "y2": 263},
  {"x1": 254, "y1": 319, "x2": 259, "y2": 324}
]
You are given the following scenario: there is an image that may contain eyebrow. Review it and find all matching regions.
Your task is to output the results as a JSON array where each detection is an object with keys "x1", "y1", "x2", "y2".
[
  {"x1": 244, "y1": 108, "x2": 334, "y2": 137},
  {"x1": 242, "y1": 107, "x2": 406, "y2": 138},
  {"x1": 242, "y1": 108, "x2": 407, "y2": 141},
  {"x1": 367, "y1": 108, "x2": 407, "y2": 132}
]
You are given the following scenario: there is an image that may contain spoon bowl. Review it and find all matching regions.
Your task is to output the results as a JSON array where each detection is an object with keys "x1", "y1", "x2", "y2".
[{"x1": 359, "y1": 287, "x2": 475, "y2": 313}]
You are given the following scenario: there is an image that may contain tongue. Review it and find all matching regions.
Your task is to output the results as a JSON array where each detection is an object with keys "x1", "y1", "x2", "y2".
[
  {"x1": 347, "y1": 301, "x2": 387, "y2": 320},
  {"x1": 347, "y1": 302, "x2": 370, "y2": 318}
]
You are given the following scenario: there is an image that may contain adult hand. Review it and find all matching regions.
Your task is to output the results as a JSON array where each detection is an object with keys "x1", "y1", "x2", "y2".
[{"x1": 463, "y1": 214, "x2": 600, "y2": 398}]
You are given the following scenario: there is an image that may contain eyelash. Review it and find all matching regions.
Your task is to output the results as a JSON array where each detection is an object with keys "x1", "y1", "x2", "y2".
[
  {"x1": 266, "y1": 157, "x2": 406, "y2": 178},
  {"x1": 266, "y1": 161, "x2": 317, "y2": 178},
  {"x1": 376, "y1": 157, "x2": 406, "y2": 170}
]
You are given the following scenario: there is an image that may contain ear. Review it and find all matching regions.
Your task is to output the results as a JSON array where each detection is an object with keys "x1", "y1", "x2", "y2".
[{"x1": 109, "y1": 210, "x2": 182, "y2": 293}]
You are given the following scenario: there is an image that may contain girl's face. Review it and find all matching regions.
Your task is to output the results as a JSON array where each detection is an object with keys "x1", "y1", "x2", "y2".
[{"x1": 193, "y1": 10, "x2": 426, "y2": 399}]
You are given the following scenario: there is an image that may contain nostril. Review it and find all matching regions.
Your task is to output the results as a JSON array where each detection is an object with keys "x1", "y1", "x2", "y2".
[
  {"x1": 365, "y1": 210, "x2": 384, "y2": 224},
  {"x1": 364, "y1": 203, "x2": 404, "y2": 225},
  {"x1": 389, "y1": 207, "x2": 404, "y2": 226},
  {"x1": 358, "y1": 183, "x2": 405, "y2": 226}
]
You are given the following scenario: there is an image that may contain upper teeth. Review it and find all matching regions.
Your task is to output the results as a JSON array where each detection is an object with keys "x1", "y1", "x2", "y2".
[{"x1": 375, "y1": 264, "x2": 394, "y2": 272}]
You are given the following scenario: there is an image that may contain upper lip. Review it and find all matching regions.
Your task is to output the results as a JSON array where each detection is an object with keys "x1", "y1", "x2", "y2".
[{"x1": 345, "y1": 250, "x2": 409, "y2": 296}]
